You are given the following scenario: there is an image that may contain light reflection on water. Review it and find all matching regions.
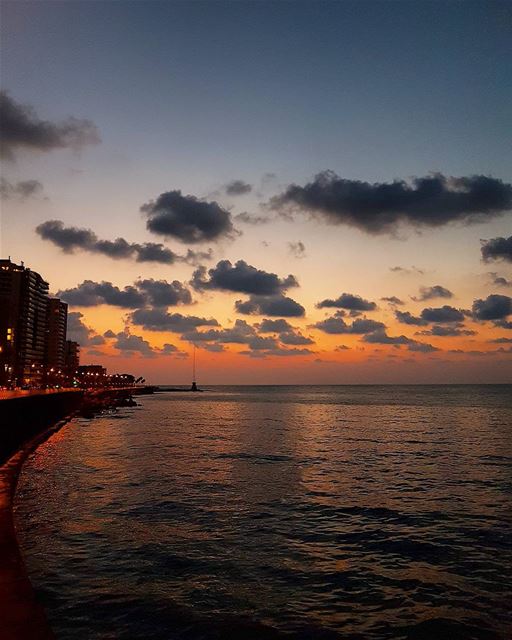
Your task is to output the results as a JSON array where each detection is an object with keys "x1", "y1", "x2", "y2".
[{"x1": 14, "y1": 385, "x2": 512, "y2": 639}]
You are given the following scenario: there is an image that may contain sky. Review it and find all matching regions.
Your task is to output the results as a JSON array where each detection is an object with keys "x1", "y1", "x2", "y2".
[{"x1": 1, "y1": 0, "x2": 511, "y2": 384}]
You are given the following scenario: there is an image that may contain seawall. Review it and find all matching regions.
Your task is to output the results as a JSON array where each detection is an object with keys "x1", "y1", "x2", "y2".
[
  {"x1": 0, "y1": 387, "x2": 142, "y2": 639},
  {"x1": 0, "y1": 391, "x2": 84, "y2": 465}
]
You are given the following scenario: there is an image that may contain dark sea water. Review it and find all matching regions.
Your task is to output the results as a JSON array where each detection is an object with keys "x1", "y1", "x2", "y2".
[{"x1": 14, "y1": 385, "x2": 512, "y2": 639}]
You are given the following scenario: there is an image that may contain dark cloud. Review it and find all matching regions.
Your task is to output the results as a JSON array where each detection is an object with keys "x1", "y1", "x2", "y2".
[
  {"x1": 313, "y1": 314, "x2": 385, "y2": 335},
  {"x1": 180, "y1": 319, "x2": 313, "y2": 356},
  {"x1": 362, "y1": 329, "x2": 414, "y2": 345},
  {"x1": 255, "y1": 318, "x2": 313, "y2": 345},
  {"x1": 420, "y1": 305, "x2": 466, "y2": 323},
  {"x1": 390, "y1": 266, "x2": 425, "y2": 275},
  {"x1": 130, "y1": 309, "x2": 218, "y2": 332},
  {"x1": 258, "y1": 318, "x2": 293, "y2": 333},
  {"x1": 271, "y1": 171, "x2": 512, "y2": 234},
  {"x1": 136, "y1": 279, "x2": 192, "y2": 306},
  {"x1": 488, "y1": 272, "x2": 512, "y2": 288},
  {"x1": 181, "y1": 319, "x2": 256, "y2": 345},
  {"x1": 142, "y1": 190, "x2": 235, "y2": 243},
  {"x1": 494, "y1": 320, "x2": 512, "y2": 330},
  {"x1": 472, "y1": 294, "x2": 512, "y2": 321},
  {"x1": 395, "y1": 310, "x2": 428, "y2": 326},
  {"x1": 381, "y1": 296, "x2": 404, "y2": 306},
  {"x1": 481, "y1": 236, "x2": 512, "y2": 263},
  {"x1": 58, "y1": 281, "x2": 145, "y2": 308},
  {"x1": 191, "y1": 260, "x2": 298, "y2": 295},
  {"x1": 240, "y1": 347, "x2": 314, "y2": 358},
  {"x1": 0, "y1": 90, "x2": 100, "y2": 160},
  {"x1": 66, "y1": 311, "x2": 105, "y2": 346},
  {"x1": 417, "y1": 325, "x2": 476, "y2": 337},
  {"x1": 57, "y1": 278, "x2": 192, "y2": 309},
  {"x1": 412, "y1": 285, "x2": 453, "y2": 301},
  {"x1": 288, "y1": 241, "x2": 306, "y2": 259},
  {"x1": 0, "y1": 177, "x2": 44, "y2": 200},
  {"x1": 36, "y1": 219, "x2": 205, "y2": 265},
  {"x1": 362, "y1": 329, "x2": 439, "y2": 352},
  {"x1": 278, "y1": 331, "x2": 314, "y2": 346},
  {"x1": 234, "y1": 212, "x2": 271, "y2": 225},
  {"x1": 316, "y1": 293, "x2": 376, "y2": 311},
  {"x1": 235, "y1": 294, "x2": 305, "y2": 317},
  {"x1": 109, "y1": 331, "x2": 156, "y2": 358},
  {"x1": 225, "y1": 180, "x2": 252, "y2": 196},
  {"x1": 490, "y1": 337, "x2": 512, "y2": 344}
]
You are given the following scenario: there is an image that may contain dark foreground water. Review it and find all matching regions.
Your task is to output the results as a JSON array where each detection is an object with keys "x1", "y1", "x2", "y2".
[{"x1": 14, "y1": 385, "x2": 512, "y2": 639}]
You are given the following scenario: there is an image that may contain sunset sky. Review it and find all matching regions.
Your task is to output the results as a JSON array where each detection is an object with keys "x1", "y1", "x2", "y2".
[{"x1": 1, "y1": 0, "x2": 511, "y2": 384}]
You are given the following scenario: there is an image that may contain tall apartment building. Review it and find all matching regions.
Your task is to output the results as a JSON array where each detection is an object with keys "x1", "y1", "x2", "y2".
[
  {"x1": 0, "y1": 259, "x2": 49, "y2": 386},
  {"x1": 46, "y1": 298, "x2": 68, "y2": 370},
  {"x1": 65, "y1": 340, "x2": 80, "y2": 370}
]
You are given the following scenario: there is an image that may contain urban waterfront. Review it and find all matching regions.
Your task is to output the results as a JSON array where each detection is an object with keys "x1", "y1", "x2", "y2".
[{"x1": 14, "y1": 385, "x2": 512, "y2": 639}]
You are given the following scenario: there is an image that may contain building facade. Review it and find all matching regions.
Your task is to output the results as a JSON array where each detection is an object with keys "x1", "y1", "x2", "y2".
[
  {"x1": 46, "y1": 298, "x2": 68, "y2": 370},
  {"x1": 0, "y1": 259, "x2": 49, "y2": 386}
]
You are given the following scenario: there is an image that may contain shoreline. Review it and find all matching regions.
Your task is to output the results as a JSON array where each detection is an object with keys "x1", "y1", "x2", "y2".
[
  {"x1": 0, "y1": 388, "x2": 143, "y2": 639},
  {"x1": 0, "y1": 415, "x2": 73, "y2": 639}
]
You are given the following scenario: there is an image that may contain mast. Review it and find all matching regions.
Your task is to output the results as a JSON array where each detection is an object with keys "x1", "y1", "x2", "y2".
[{"x1": 191, "y1": 343, "x2": 198, "y2": 391}]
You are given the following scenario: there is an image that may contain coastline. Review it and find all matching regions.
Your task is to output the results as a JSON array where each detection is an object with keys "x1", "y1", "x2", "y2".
[
  {"x1": 0, "y1": 415, "x2": 71, "y2": 640},
  {"x1": 0, "y1": 387, "x2": 144, "y2": 639}
]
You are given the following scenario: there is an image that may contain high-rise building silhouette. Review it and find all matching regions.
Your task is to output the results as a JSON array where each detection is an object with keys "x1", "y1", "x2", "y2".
[
  {"x1": 0, "y1": 259, "x2": 50, "y2": 386},
  {"x1": 46, "y1": 298, "x2": 68, "y2": 370},
  {"x1": 64, "y1": 340, "x2": 80, "y2": 370}
]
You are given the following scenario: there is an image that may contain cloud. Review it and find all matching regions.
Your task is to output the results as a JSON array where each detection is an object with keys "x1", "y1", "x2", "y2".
[
  {"x1": 316, "y1": 292, "x2": 376, "y2": 311},
  {"x1": 0, "y1": 90, "x2": 100, "y2": 159},
  {"x1": 142, "y1": 190, "x2": 235, "y2": 243},
  {"x1": 235, "y1": 294, "x2": 305, "y2": 317},
  {"x1": 381, "y1": 296, "x2": 404, "y2": 306},
  {"x1": 36, "y1": 219, "x2": 184, "y2": 265},
  {"x1": 494, "y1": 320, "x2": 512, "y2": 330},
  {"x1": 288, "y1": 241, "x2": 306, "y2": 259},
  {"x1": 420, "y1": 305, "x2": 466, "y2": 323},
  {"x1": 57, "y1": 278, "x2": 192, "y2": 308},
  {"x1": 191, "y1": 260, "x2": 298, "y2": 295},
  {"x1": 240, "y1": 347, "x2": 314, "y2": 358},
  {"x1": 390, "y1": 266, "x2": 425, "y2": 275},
  {"x1": 135, "y1": 279, "x2": 192, "y2": 306},
  {"x1": 481, "y1": 236, "x2": 512, "y2": 263},
  {"x1": 472, "y1": 294, "x2": 512, "y2": 321},
  {"x1": 417, "y1": 325, "x2": 476, "y2": 337},
  {"x1": 234, "y1": 212, "x2": 271, "y2": 225},
  {"x1": 58, "y1": 281, "x2": 145, "y2": 308},
  {"x1": 412, "y1": 285, "x2": 453, "y2": 301},
  {"x1": 313, "y1": 314, "x2": 385, "y2": 335},
  {"x1": 278, "y1": 331, "x2": 314, "y2": 345},
  {"x1": 490, "y1": 337, "x2": 512, "y2": 344},
  {"x1": 130, "y1": 309, "x2": 219, "y2": 332},
  {"x1": 488, "y1": 272, "x2": 512, "y2": 288},
  {"x1": 395, "y1": 310, "x2": 428, "y2": 326},
  {"x1": 66, "y1": 311, "x2": 105, "y2": 346},
  {"x1": 181, "y1": 319, "x2": 256, "y2": 345},
  {"x1": 0, "y1": 177, "x2": 44, "y2": 200},
  {"x1": 362, "y1": 329, "x2": 439, "y2": 352},
  {"x1": 270, "y1": 171, "x2": 512, "y2": 234},
  {"x1": 180, "y1": 319, "x2": 314, "y2": 356},
  {"x1": 109, "y1": 331, "x2": 156, "y2": 358},
  {"x1": 258, "y1": 318, "x2": 293, "y2": 333},
  {"x1": 225, "y1": 180, "x2": 252, "y2": 196}
]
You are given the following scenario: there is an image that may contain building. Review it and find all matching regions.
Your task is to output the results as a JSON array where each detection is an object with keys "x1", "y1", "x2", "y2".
[
  {"x1": 46, "y1": 298, "x2": 68, "y2": 370},
  {"x1": 64, "y1": 340, "x2": 80, "y2": 370},
  {"x1": 0, "y1": 259, "x2": 49, "y2": 387}
]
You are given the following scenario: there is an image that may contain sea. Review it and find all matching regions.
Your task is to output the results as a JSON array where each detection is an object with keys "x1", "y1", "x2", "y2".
[{"x1": 13, "y1": 385, "x2": 512, "y2": 639}]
